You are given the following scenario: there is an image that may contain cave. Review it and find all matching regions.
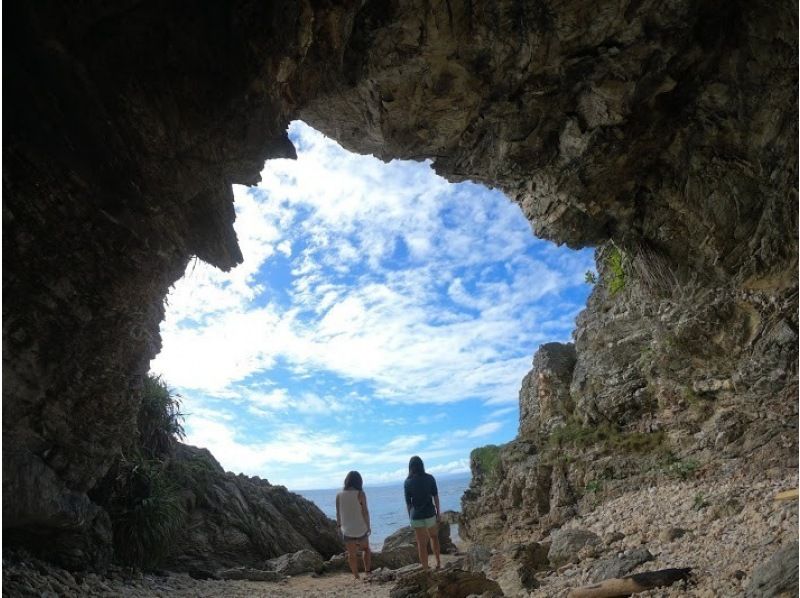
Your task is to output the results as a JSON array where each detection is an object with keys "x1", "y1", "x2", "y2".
[{"x1": 3, "y1": 0, "x2": 797, "y2": 575}]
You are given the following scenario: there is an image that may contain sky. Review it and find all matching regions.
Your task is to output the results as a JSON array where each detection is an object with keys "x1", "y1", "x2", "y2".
[{"x1": 150, "y1": 121, "x2": 595, "y2": 490}]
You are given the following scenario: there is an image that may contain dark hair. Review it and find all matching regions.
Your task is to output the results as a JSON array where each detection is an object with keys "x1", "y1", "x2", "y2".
[
  {"x1": 408, "y1": 455, "x2": 425, "y2": 477},
  {"x1": 343, "y1": 471, "x2": 363, "y2": 491}
]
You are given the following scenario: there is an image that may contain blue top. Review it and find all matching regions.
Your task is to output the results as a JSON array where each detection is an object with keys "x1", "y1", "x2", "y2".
[{"x1": 404, "y1": 473, "x2": 438, "y2": 520}]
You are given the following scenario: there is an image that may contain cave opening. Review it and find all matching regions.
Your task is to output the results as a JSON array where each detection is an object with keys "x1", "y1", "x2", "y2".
[{"x1": 150, "y1": 121, "x2": 595, "y2": 493}]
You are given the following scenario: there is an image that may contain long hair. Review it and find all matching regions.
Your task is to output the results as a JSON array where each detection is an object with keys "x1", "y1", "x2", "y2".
[
  {"x1": 343, "y1": 470, "x2": 363, "y2": 491},
  {"x1": 408, "y1": 455, "x2": 425, "y2": 478}
]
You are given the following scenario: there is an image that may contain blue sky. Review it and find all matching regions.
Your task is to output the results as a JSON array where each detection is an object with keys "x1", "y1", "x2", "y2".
[{"x1": 150, "y1": 121, "x2": 594, "y2": 490}]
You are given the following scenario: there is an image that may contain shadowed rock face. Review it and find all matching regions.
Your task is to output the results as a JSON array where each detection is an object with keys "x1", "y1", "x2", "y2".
[{"x1": 3, "y1": 0, "x2": 797, "y2": 567}]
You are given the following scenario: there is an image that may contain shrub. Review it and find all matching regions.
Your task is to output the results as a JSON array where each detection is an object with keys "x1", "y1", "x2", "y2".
[
  {"x1": 606, "y1": 245, "x2": 628, "y2": 295},
  {"x1": 585, "y1": 480, "x2": 602, "y2": 494},
  {"x1": 692, "y1": 492, "x2": 709, "y2": 510},
  {"x1": 108, "y1": 456, "x2": 186, "y2": 569},
  {"x1": 667, "y1": 457, "x2": 699, "y2": 480},
  {"x1": 548, "y1": 420, "x2": 665, "y2": 454},
  {"x1": 139, "y1": 374, "x2": 184, "y2": 458},
  {"x1": 471, "y1": 445, "x2": 502, "y2": 482}
]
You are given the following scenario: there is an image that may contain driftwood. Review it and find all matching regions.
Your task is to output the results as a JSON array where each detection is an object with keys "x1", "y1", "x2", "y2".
[
  {"x1": 774, "y1": 489, "x2": 798, "y2": 501},
  {"x1": 567, "y1": 567, "x2": 692, "y2": 598}
]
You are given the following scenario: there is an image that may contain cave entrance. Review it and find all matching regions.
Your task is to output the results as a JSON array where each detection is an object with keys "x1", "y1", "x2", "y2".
[{"x1": 150, "y1": 121, "x2": 593, "y2": 492}]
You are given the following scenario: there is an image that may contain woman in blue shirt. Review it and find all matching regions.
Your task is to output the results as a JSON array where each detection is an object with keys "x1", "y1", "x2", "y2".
[{"x1": 404, "y1": 455, "x2": 441, "y2": 570}]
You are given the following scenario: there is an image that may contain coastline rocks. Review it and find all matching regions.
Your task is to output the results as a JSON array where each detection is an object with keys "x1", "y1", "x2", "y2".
[
  {"x1": 373, "y1": 545, "x2": 420, "y2": 570},
  {"x1": 266, "y1": 549, "x2": 324, "y2": 576},
  {"x1": 547, "y1": 529, "x2": 601, "y2": 567},
  {"x1": 489, "y1": 542, "x2": 550, "y2": 595},
  {"x1": 587, "y1": 547, "x2": 653, "y2": 583},
  {"x1": 383, "y1": 524, "x2": 458, "y2": 555},
  {"x1": 389, "y1": 568, "x2": 503, "y2": 598},
  {"x1": 745, "y1": 541, "x2": 799, "y2": 597},
  {"x1": 519, "y1": 343, "x2": 577, "y2": 439},
  {"x1": 163, "y1": 444, "x2": 339, "y2": 573},
  {"x1": 3, "y1": 0, "x2": 796, "y2": 568}
]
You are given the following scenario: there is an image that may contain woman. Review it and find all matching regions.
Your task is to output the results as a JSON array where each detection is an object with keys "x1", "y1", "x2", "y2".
[
  {"x1": 335, "y1": 471, "x2": 372, "y2": 580},
  {"x1": 404, "y1": 455, "x2": 441, "y2": 571}
]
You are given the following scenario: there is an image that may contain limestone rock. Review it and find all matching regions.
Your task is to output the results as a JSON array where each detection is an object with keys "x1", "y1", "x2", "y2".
[
  {"x1": 389, "y1": 568, "x2": 503, "y2": 598},
  {"x1": 163, "y1": 444, "x2": 339, "y2": 573},
  {"x1": 745, "y1": 542, "x2": 799, "y2": 597},
  {"x1": 372, "y1": 544, "x2": 420, "y2": 570},
  {"x1": 463, "y1": 544, "x2": 493, "y2": 574},
  {"x1": 519, "y1": 343, "x2": 577, "y2": 439},
  {"x1": 489, "y1": 542, "x2": 550, "y2": 595},
  {"x1": 547, "y1": 529, "x2": 601, "y2": 567},
  {"x1": 383, "y1": 523, "x2": 457, "y2": 555},
  {"x1": 587, "y1": 547, "x2": 653, "y2": 583},
  {"x1": 3, "y1": 0, "x2": 797, "y2": 568},
  {"x1": 266, "y1": 549, "x2": 324, "y2": 576}
]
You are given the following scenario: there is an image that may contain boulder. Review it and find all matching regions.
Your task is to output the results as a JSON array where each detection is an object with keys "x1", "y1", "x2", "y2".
[
  {"x1": 548, "y1": 529, "x2": 601, "y2": 567},
  {"x1": 390, "y1": 568, "x2": 503, "y2": 598},
  {"x1": 745, "y1": 542, "x2": 799, "y2": 597},
  {"x1": 266, "y1": 549, "x2": 324, "y2": 576},
  {"x1": 383, "y1": 523, "x2": 458, "y2": 555},
  {"x1": 463, "y1": 544, "x2": 493, "y2": 574},
  {"x1": 489, "y1": 542, "x2": 549, "y2": 595},
  {"x1": 588, "y1": 548, "x2": 654, "y2": 583},
  {"x1": 373, "y1": 544, "x2": 420, "y2": 570}
]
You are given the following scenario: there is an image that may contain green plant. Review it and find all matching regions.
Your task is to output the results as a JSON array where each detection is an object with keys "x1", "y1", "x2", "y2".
[
  {"x1": 585, "y1": 480, "x2": 602, "y2": 494},
  {"x1": 109, "y1": 456, "x2": 187, "y2": 569},
  {"x1": 167, "y1": 452, "x2": 219, "y2": 502},
  {"x1": 547, "y1": 420, "x2": 665, "y2": 455},
  {"x1": 667, "y1": 458, "x2": 699, "y2": 480},
  {"x1": 693, "y1": 492, "x2": 709, "y2": 510},
  {"x1": 471, "y1": 445, "x2": 502, "y2": 482},
  {"x1": 606, "y1": 245, "x2": 628, "y2": 295},
  {"x1": 139, "y1": 374, "x2": 185, "y2": 458},
  {"x1": 584, "y1": 270, "x2": 597, "y2": 284}
]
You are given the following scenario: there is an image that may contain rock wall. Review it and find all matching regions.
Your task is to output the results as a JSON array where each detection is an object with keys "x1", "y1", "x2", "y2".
[
  {"x1": 163, "y1": 444, "x2": 340, "y2": 573},
  {"x1": 3, "y1": 0, "x2": 797, "y2": 566}
]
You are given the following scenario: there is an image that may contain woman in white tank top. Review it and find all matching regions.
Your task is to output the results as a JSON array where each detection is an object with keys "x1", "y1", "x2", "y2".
[{"x1": 335, "y1": 471, "x2": 372, "y2": 580}]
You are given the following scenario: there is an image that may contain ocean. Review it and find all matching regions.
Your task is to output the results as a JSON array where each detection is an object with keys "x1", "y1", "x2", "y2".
[{"x1": 296, "y1": 474, "x2": 471, "y2": 550}]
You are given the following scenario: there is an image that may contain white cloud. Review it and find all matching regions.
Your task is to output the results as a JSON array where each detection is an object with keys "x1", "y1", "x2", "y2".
[
  {"x1": 151, "y1": 120, "x2": 594, "y2": 485},
  {"x1": 469, "y1": 422, "x2": 503, "y2": 438},
  {"x1": 489, "y1": 406, "x2": 517, "y2": 418},
  {"x1": 385, "y1": 434, "x2": 427, "y2": 451},
  {"x1": 428, "y1": 459, "x2": 471, "y2": 477}
]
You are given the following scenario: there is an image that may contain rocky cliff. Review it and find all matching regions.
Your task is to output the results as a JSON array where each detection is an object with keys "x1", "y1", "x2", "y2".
[
  {"x1": 3, "y1": 0, "x2": 796, "y2": 569},
  {"x1": 163, "y1": 444, "x2": 340, "y2": 574}
]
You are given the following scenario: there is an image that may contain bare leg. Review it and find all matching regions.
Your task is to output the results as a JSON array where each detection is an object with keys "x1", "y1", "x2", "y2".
[
  {"x1": 346, "y1": 543, "x2": 360, "y2": 579},
  {"x1": 429, "y1": 524, "x2": 441, "y2": 569},
  {"x1": 361, "y1": 541, "x2": 372, "y2": 574},
  {"x1": 413, "y1": 527, "x2": 430, "y2": 570}
]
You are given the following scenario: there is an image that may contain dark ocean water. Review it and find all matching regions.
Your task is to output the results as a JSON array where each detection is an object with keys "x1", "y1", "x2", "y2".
[{"x1": 296, "y1": 474, "x2": 471, "y2": 550}]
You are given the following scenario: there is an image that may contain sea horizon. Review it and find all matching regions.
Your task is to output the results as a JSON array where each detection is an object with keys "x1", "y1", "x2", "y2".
[
  {"x1": 290, "y1": 470, "x2": 473, "y2": 493},
  {"x1": 296, "y1": 473, "x2": 472, "y2": 550}
]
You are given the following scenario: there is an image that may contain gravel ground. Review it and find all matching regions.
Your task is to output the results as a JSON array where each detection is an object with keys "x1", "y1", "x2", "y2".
[{"x1": 530, "y1": 473, "x2": 798, "y2": 597}]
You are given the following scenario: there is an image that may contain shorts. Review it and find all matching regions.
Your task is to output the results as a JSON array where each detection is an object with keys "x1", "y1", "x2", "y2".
[
  {"x1": 410, "y1": 516, "x2": 437, "y2": 529},
  {"x1": 342, "y1": 532, "x2": 369, "y2": 543}
]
